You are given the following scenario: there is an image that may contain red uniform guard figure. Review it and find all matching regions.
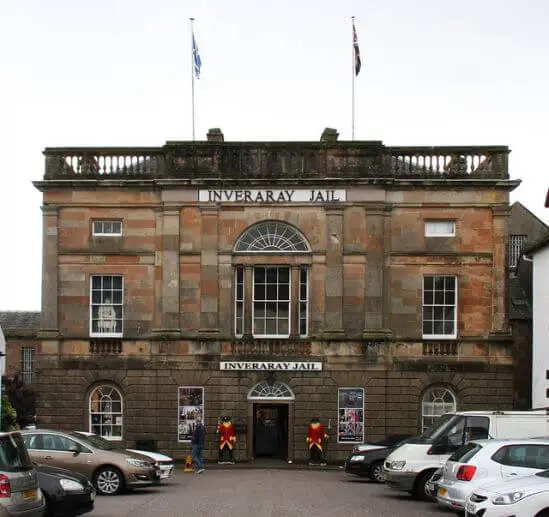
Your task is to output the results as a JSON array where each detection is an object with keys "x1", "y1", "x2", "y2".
[
  {"x1": 217, "y1": 416, "x2": 236, "y2": 464},
  {"x1": 306, "y1": 417, "x2": 328, "y2": 466}
]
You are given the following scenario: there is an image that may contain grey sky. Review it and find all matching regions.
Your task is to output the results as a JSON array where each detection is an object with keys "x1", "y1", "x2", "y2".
[{"x1": 1, "y1": 0, "x2": 548, "y2": 310}]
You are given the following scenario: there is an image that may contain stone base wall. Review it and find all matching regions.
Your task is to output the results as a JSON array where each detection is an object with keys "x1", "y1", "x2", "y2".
[{"x1": 34, "y1": 353, "x2": 514, "y2": 462}]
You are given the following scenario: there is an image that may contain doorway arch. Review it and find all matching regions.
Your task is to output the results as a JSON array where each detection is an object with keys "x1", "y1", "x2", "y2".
[{"x1": 247, "y1": 380, "x2": 295, "y2": 461}]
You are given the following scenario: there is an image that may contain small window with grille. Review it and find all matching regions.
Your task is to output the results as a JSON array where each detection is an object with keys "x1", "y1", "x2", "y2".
[
  {"x1": 508, "y1": 235, "x2": 526, "y2": 269},
  {"x1": 92, "y1": 220, "x2": 122, "y2": 237},
  {"x1": 22, "y1": 347, "x2": 34, "y2": 384}
]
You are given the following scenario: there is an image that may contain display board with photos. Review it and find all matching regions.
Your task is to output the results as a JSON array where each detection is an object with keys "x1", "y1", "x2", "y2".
[
  {"x1": 178, "y1": 386, "x2": 204, "y2": 443},
  {"x1": 337, "y1": 387, "x2": 364, "y2": 443}
]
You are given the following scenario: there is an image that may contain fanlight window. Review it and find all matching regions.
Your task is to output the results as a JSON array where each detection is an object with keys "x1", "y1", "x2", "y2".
[
  {"x1": 421, "y1": 386, "x2": 457, "y2": 431},
  {"x1": 234, "y1": 221, "x2": 310, "y2": 252},
  {"x1": 247, "y1": 380, "x2": 295, "y2": 400}
]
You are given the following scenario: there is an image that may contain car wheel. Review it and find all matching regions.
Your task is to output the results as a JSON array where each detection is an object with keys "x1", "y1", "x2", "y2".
[
  {"x1": 413, "y1": 470, "x2": 436, "y2": 501},
  {"x1": 535, "y1": 510, "x2": 549, "y2": 517},
  {"x1": 368, "y1": 461, "x2": 386, "y2": 483},
  {"x1": 94, "y1": 467, "x2": 125, "y2": 496}
]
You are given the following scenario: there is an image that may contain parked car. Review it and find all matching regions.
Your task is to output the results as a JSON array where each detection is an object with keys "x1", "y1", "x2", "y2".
[
  {"x1": 344, "y1": 435, "x2": 411, "y2": 482},
  {"x1": 436, "y1": 438, "x2": 549, "y2": 512},
  {"x1": 74, "y1": 432, "x2": 174, "y2": 481},
  {"x1": 425, "y1": 467, "x2": 443, "y2": 499},
  {"x1": 384, "y1": 410, "x2": 549, "y2": 500},
  {"x1": 35, "y1": 462, "x2": 95, "y2": 517},
  {"x1": 465, "y1": 469, "x2": 549, "y2": 517},
  {"x1": 20, "y1": 429, "x2": 158, "y2": 496},
  {"x1": 0, "y1": 431, "x2": 46, "y2": 517}
]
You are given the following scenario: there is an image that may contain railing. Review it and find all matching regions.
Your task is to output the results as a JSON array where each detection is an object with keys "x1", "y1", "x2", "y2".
[
  {"x1": 89, "y1": 339, "x2": 122, "y2": 355},
  {"x1": 42, "y1": 143, "x2": 509, "y2": 180},
  {"x1": 422, "y1": 342, "x2": 458, "y2": 356}
]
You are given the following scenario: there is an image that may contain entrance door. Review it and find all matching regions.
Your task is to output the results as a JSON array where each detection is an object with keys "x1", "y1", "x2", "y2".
[{"x1": 253, "y1": 404, "x2": 288, "y2": 459}]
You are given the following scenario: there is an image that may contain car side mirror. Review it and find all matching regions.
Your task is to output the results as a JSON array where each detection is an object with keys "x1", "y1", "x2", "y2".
[{"x1": 68, "y1": 444, "x2": 81, "y2": 455}]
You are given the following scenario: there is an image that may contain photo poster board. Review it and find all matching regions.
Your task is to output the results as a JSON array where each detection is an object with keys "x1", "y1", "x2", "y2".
[
  {"x1": 178, "y1": 386, "x2": 204, "y2": 443},
  {"x1": 337, "y1": 387, "x2": 365, "y2": 444}
]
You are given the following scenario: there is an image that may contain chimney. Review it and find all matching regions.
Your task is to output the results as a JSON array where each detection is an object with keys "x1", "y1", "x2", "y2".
[
  {"x1": 320, "y1": 128, "x2": 339, "y2": 142},
  {"x1": 207, "y1": 128, "x2": 224, "y2": 142}
]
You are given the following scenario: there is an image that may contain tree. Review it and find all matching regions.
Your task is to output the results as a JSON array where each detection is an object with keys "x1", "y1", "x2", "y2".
[
  {"x1": 1, "y1": 394, "x2": 18, "y2": 431},
  {"x1": 1, "y1": 375, "x2": 38, "y2": 429}
]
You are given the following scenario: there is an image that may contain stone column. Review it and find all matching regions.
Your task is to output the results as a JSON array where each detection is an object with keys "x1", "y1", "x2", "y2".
[
  {"x1": 40, "y1": 206, "x2": 59, "y2": 334},
  {"x1": 199, "y1": 207, "x2": 220, "y2": 335},
  {"x1": 491, "y1": 205, "x2": 509, "y2": 334},
  {"x1": 160, "y1": 208, "x2": 180, "y2": 332},
  {"x1": 363, "y1": 205, "x2": 392, "y2": 339},
  {"x1": 323, "y1": 206, "x2": 344, "y2": 337}
]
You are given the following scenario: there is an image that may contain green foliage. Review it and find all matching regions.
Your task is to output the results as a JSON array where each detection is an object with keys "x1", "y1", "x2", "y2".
[{"x1": 1, "y1": 394, "x2": 19, "y2": 431}]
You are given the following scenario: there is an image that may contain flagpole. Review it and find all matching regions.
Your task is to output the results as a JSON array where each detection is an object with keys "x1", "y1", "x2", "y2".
[
  {"x1": 190, "y1": 17, "x2": 196, "y2": 141},
  {"x1": 351, "y1": 16, "x2": 355, "y2": 141}
]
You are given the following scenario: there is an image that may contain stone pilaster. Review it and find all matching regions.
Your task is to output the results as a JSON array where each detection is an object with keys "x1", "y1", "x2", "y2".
[
  {"x1": 40, "y1": 206, "x2": 59, "y2": 335},
  {"x1": 199, "y1": 207, "x2": 220, "y2": 335},
  {"x1": 323, "y1": 206, "x2": 344, "y2": 338},
  {"x1": 161, "y1": 209, "x2": 180, "y2": 332},
  {"x1": 363, "y1": 205, "x2": 392, "y2": 339},
  {"x1": 491, "y1": 205, "x2": 509, "y2": 334}
]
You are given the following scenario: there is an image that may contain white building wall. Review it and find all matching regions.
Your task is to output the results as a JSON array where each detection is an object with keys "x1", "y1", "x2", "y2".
[{"x1": 532, "y1": 246, "x2": 549, "y2": 408}]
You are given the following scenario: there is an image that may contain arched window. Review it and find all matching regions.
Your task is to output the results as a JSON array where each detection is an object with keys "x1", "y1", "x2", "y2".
[
  {"x1": 234, "y1": 221, "x2": 310, "y2": 252},
  {"x1": 89, "y1": 385, "x2": 123, "y2": 440},
  {"x1": 233, "y1": 221, "x2": 311, "y2": 338},
  {"x1": 247, "y1": 380, "x2": 295, "y2": 401},
  {"x1": 421, "y1": 386, "x2": 456, "y2": 431}
]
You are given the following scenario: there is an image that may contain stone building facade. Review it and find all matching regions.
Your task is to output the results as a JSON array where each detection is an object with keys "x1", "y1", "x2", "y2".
[{"x1": 31, "y1": 130, "x2": 518, "y2": 462}]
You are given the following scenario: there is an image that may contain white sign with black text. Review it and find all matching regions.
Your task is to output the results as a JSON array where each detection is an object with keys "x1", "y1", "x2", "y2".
[
  {"x1": 220, "y1": 361, "x2": 323, "y2": 371},
  {"x1": 199, "y1": 189, "x2": 346, "y2": 203}
]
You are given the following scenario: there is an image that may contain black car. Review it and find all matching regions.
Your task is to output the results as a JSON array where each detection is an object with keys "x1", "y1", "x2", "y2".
[
  {"x1": 344, "y1": 435, "x2": 411, "y2": 482},
  {"x1": 35, "y1": 463, "x2": 95, "y2": 517}
]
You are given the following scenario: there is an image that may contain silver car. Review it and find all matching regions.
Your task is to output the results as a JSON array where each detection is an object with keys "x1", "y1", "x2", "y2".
[
  {"x1": 437, "y1": 438, "x2": 549, "y2": 512},
  {"x1": 0, "y1": 431, "x2": 45, "y2": 516}
]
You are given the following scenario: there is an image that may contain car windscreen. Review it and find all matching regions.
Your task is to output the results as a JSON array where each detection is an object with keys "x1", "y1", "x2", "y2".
[
  {"x1": 0, "y1": 433, "x2": 33, "y2": 471},
  {"x1": 68, "y1": 432, "x2": 115, "y2": 451},
  {"x1": 448, "y1": 442, "x2": 483, "y2": 463},
  {"x1": 410, "y1": 414, "x2": 461, "y2": 444}
]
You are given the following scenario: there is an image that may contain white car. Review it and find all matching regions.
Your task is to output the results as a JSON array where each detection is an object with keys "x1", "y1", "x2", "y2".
[
  {"x1": 437, "y1": 438, "x2": 549, "y2": 512},
  {"x1": 75, "y1": 432, "x2": 175, "y2": 481},
  {"x1": 465, "y1": 470, "x2": 549, "y2": 517}
]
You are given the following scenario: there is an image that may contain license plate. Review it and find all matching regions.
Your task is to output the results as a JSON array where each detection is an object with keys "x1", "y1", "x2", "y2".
[
  {"x1": 465, "y1": 501, "x2": 476, "y2": 514},
  {"x1": 23, "y1": 489, "x2": 37, "y2": 501},
  {"x1": 437, "y1": 487, "x2": 447, "y2": 497}
]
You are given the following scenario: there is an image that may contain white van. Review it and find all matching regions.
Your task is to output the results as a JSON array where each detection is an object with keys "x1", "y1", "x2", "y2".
[{"x1": 384, "y1": 410, "x2": 549, "y2": 500}]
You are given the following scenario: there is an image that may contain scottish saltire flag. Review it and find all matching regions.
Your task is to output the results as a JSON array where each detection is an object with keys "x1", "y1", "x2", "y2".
[
  {"x1": 192, "y1": 32, "x2": 202, "y2": 79},
  {"x1": 353, "y1": 21, "x2": 361, "y2": 76}
]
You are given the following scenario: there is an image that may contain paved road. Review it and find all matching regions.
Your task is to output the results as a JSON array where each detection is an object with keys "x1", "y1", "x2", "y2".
[{"x1": 92, "y1": 469, "x2": 454, "y2": 517}]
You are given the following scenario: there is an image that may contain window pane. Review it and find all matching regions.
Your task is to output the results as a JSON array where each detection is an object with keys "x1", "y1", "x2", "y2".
[
  {"x1": 278, "y1": 267, "x2": 290, "y2": 283},
  {"x1": 103, "y1": 277, "x2": 112, "y2": 290},
  {"x1": 424, "y1": 276, "x2": 433, "y2": 290},
  {"x1": 236, "y1": 284, "x2": 243, "y2": 299},
  {"x1": 266, "y1": 303, "x2": 277, "y2": 318},
  {"x1": 253, "y1": 319, "x2": 264, "y2": 335},
  {"x1": 254, "y1": 284, "x2": 265, "y2": 300},
  {"x1": 445, "y1": 290, "x2": 455, "y2": 305},
  {"x1": 277, "y1": 302, "x2": 289, "y2": 319},
  {"x1": 265, "y1": 319, "x2": 277, "y2": 335},
  {"x1": 423, "y1": 321, "x2": 433, "y2": 334},
  {"x1": 279, "y1": 284, "x2": 289, "y2": 300},
  {"x1": 423, "y1": 306, "x2": 433, "y2": 321},
  {"x1": 266, "y1": 284, "x2": 278, "y2": 300},
  {"x1": 434, "y1": 291, "x2": 444, "y2": 304},
  {"x1": 266, "y1": 268, "x2": 278, "y2": 283},
  {"x1": 112, "y1": 291, "x2": 122, "y2": 304},
  {"x1": 254, "y1": 268, "x2": 265, "y2": 283},
  {"x1": 254, "y1": 303, "x2": 265, "y2": 318},
  {"x1": 92, "y1": 276, "x2": 101, "y2": 289},
  {"x1": 424, "y1": 291, "x2": 433, "y2": 304},
  {"x1": 278, "y1": 319, "x2": 289, "y2": 335},
  {"x1": 444, "y1": 306, "x2": 455, "y2": 320}
]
